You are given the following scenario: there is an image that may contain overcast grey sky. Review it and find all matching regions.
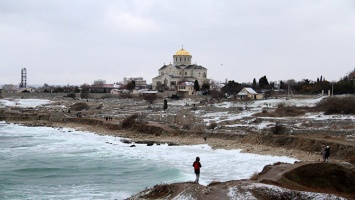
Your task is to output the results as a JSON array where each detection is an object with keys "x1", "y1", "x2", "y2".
[{"x1": 1, "y1": 0, "x2": 355, "y2": 86}]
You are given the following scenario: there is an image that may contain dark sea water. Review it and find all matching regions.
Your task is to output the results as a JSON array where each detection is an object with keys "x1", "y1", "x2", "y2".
[{"x1": 0, "y1": 122, "x2": 296, "y2": 199}]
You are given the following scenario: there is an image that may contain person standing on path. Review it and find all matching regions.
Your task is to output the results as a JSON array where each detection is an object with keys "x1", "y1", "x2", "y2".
[
  {"x1": 163, "y1": 98, "x2": 168, "y2": 111},
  {"x1": 325, "y1": 146, "x2": 331, "y2": 162},
  {"x1": 192, "y1": 157, "x2": 202, "y2": 184},
  {"x1": 321, "y1": 145, "x2": 326, "y2": 162}
]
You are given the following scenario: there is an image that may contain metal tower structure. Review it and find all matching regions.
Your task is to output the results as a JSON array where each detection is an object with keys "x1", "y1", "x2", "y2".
[{"x1": 20, "y1": 68, "x2": 27, "y2": 88}]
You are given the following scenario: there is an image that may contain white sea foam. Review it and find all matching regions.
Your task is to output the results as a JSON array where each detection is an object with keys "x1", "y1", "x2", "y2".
[{"x1": 1, "y1": 123, "x2": 297, "y2": 200}]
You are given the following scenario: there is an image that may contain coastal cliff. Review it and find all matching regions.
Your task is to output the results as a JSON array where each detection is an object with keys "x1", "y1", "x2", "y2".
[{"x1": 127, "y1": 162, "x2": 355, "y2": 200}]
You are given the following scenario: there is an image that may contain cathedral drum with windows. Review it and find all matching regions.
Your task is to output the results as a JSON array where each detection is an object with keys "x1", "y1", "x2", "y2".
[{"x1": 152, "y1": 48, "x2": 209, "y2": 91}]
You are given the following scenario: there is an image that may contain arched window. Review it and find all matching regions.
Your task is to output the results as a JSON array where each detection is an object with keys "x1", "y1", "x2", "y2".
[
  {"x1": 185, "y1": 72, "x2": 187, "y2": 75},
  {"x1": 203, "y1": 72, "x2": 206, "y2": 78}
]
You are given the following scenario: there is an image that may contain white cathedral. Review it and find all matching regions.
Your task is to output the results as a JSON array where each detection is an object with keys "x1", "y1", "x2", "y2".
[{"x1": 152, "y1": 47, "x2": 209, "y2": 91}]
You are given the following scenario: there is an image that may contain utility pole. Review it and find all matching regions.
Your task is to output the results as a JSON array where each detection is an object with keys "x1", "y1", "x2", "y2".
[{"x1": 332, "y1": 82, "x2": 334, "y2": 97}]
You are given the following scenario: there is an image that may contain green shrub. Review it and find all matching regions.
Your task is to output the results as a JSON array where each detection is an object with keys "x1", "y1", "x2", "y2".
[
  {"x1": 274, "y1": 106, "x2": 305, "y2": 116},
  {"x1": 271, "y1": 123, "x2": 286, "y2": 135},
  {"x1": 277, "y1": 102, "x2": 286, "y2": 108},
  {"x1": 348, "y1": 155, "x2": 355, "y2": 165},
  {"x1": 316, "y1": 97, "x2": 355, "y2": 114},
  {"x1": 101, "y1": 94, "x2": 114, "y2": 99},
  {"x1": 209, "y1": 122, "x2": 218, "y2": 130},
  {"x1": 66, "y1": 93, "x2": 76, "y2": 99},
  {"x1": 121, "y1": 114, "x2": 138, "y2": 129},
  {"x1": 70, "y1": 102, "x2": 90, "y2": 111},
  {"x1": 119, "y1": 93, "x2": 133, "y2": 99}
]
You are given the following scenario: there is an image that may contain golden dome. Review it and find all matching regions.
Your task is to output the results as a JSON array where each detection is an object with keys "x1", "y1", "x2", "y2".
[{"x1": 175, "y1": 48, "x2": 191, "y2": 56}]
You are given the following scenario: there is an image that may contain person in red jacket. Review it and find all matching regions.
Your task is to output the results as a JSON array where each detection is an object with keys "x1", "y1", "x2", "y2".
[{"x1": 192, "y1": 157, "x2": 202, "y2": 183}]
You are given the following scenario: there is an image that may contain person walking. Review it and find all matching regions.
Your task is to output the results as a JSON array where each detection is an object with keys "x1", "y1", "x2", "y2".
[
  {"x1": 163, "y1": 99, "x2": 168, "y2": 111},
  {"x1": 321, "y1": 145, "x2": 326, "y2": 162},
  {"x1": 192, "y1": 157, "x2": 202, "y2": 184},
  {"x1": 325, "y1": 146, "x2": 330, "y2": 162}
]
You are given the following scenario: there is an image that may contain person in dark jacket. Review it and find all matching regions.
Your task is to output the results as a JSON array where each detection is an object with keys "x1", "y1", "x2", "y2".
[
  {"x1": 325, "y1": 146, "x2": 330, "y2": 161},
  {"x1": 163, "y1": 99, "x2": 168, "y2": 111},
  {"x1": 321, "y1": 145, "x2": 326, "y2": 162},
  {"x1": 192, "y1": 157, "x2": 202, "y2": 183}
]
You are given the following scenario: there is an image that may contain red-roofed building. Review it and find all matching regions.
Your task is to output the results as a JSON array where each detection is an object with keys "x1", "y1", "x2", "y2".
[{"x1": 88, "y1": 83, "x2": 120, "y2": 93}]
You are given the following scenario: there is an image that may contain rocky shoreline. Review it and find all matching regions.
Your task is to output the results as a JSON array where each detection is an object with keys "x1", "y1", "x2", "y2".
[
  {"x1": 10, "y1": 119, "x2": 326, "y2": 162},
  {"x1": 1, "y1": 95, "x2": 354, "y2": 164},
  {"x1": 2, "y1": 96, "x2": 355, "y2": 199}
]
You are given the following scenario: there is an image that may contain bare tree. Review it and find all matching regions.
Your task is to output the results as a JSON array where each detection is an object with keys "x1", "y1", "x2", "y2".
[
  {"x1": 143, "y1": 94, "x2": 158, "y2": 104},
  {"x1": 126, "y1": 80, "x2": 136, "y2": 91},
  {"x1": 210, "y1": 89, "x2": 225, "y2": 102},
  {"x1": 241, "y1": 97, "x2": 254, "y2": 110},
  {"x1": 231, "y1": 96, "x2": 254, "y2": 110},
  {"x1": 80, "y1": 84, "x2": 90, "y2": 99}
]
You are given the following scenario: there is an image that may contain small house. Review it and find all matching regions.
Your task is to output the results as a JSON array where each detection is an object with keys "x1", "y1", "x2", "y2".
[
  {"x1": 177, "y1": 82, "x2": 195, "y2": 95},
  {"x1": 237, "y1": 87, "x2": 264, "y2": 100}
]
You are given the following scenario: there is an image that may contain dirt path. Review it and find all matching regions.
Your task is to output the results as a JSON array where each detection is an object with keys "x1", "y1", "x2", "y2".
[
  {"x1": 147, "y1": 121, "x2": 176, "y2": 132},
  {"x1": 297, "y1": 135, "x2": 355, "y2": 147}
]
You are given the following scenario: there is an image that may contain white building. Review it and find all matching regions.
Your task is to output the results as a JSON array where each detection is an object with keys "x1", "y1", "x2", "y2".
[
  {"x1": 2, "y1": 84, "x2": 35, "y2": 93},
  {"x1": 93, "y1": 79, "x2": 106, "y2": 85},
  {"x1": 152, "y1": 48, "x2": 209, "y2": 91},
  {"x1": 123, "y1": 77, "x2": 147, "y2": 88},
  {"x1": 177, "y1": 82, "x2": 195, "y2": 95}
]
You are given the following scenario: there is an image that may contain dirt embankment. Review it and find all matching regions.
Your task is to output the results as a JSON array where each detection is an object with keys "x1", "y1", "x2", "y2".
[
  {"x1": 112, "y1": 113, "x2": 355, "y2": 161},
  {"x1": 68, "y1": 118, "x2": 355, "y2": 161},
  {"x1": 239, "y1": 134, "x2": 355, "y2": 160},
  {"x1": 170, "y1": 132, "x2": 355, "y2": 161},
  {"x1": 5, "y1": 114, "x2": 355, "y2": 162}
]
